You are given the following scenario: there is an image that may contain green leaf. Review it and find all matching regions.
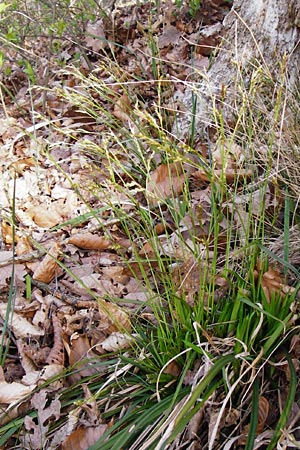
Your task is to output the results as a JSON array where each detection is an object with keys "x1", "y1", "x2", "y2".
[{"x1": 244, "y1": 378, "x2": 259, "y2": 450}]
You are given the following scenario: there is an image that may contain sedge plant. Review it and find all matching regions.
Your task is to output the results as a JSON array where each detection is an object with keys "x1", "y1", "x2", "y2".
[
  {"x1": 1, "y1": 8, "x2": 300, "y2": 450},
  {"x1": 44, "y1": 53, "x2": 300, "y2": 449}
]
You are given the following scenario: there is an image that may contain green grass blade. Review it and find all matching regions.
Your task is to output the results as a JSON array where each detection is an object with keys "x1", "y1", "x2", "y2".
[
  {"x1": 244, "y1": 378, "x2": 259, "y2": 450},
  {"x1": 50, "y1": 206, "x2": 111, "y2": 230},
  {"x1": 262, "y1": 314, "x2": 291, "y2": 355},
  {"x1": 164, "y1": 378, "x2": 221, "y2": 448},
  {"x1": 88, "y1": 389, "x2": 189, "y2": 450},
  {"x1": 159, "y1": 354, "x2": 235, "y2": 448}
]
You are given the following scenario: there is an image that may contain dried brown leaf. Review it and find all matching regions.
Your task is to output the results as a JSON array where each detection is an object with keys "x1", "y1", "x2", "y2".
[
  {"x1": 0, "y1": 304, "x2": 44, "y2": 338},
  {"x1": 15, "y1": 235, "x2": 33, "y2": 256},
  {"x1": 0, "y1": 381, "x2": 34, "y2": 403},
  {"x1": 139, "y1": 240, "x2": 157, "y2": 258},
  {"x1": 239, "y1": 396, "x2": 270, "y2": 445},
  {"x1": 24, "y1": 391, "x2": 61, "y2": 450},
  {"x1": 191, "y1": 168, "x2": 252, "y2": 187},
  {"x1": 257, "y1": 396, "x2": 270, "y2": 434},
  {"x1": 1, "y1": 221, "x2": 14, "y2": 244},
  {"x1": 27, "y1": 204, "x2": 63, "y2": 228},
  {"x1": 62, "y1": 384, "x2": 108, "y2": 449},
  {"x1": 100, "y1": 332, "x2": 132, "y2": 352},
  {"x1": 113, "y1": 93, "x2": 132, "y2": 123},
  {"x1": 68, "y1": 232, "x2": 111, "y2": 250},
  {"x1": 97, "y1": 298, "x2": 131, "y2": 333},
  {"x1": 9, "y1": 156, "x2": 35, "y2": 173},
  {"x1": 258, "y1": 267, "x2": 293, "y2": 303},
  {"x1": 46, "y1": 312, "x2": 64, "y2": 366},
  {"x1": 163, "y1": 360, "x2": 181, "y2": 377},
  {"x1": 32, "y1": 242, "x2": 63, "y2": 283},
  {"x1": 158, "y1": 25, "x2": 181, "y2": 48},
  {"x1": 85, "y1": 19, "x2": 107, "y2": 52},
  {"x1": 67, "y1": 334, "x2": 99, "y2": 383},
  {"x1": 146, "y1": 162, "x2": 186, "y2": 206},
  {"x1": 62, "y1": 424, "x2": 108, "y2": 450}
]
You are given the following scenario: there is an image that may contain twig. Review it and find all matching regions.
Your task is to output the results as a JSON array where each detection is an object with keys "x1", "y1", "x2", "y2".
[{"x1": 0, "y1": 250, "x2": 46, "y2": 268}]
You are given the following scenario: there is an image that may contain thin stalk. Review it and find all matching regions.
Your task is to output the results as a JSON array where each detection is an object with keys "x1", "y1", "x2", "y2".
[
  {"x1": 244, "y1": 377, "x2": 259, "y2": 450},
  {"x1": 169, "y1": 354, "x2": 235, "y2": 437},
  {"x1": 0, "y1": 174, "x2": 16, "y2": 365}
]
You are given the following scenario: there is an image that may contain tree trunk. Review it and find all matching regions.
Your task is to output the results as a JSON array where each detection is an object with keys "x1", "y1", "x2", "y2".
[{"x1": 174, "y1": 0, "x2": 300, "y2": 141}]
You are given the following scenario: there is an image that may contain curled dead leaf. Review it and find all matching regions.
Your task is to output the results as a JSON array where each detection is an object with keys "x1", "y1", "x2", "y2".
[
  {"x1": 46, "y1": 313, "x2": 64, "y2": 365},
  {"x1": 254, "y1": 265, "x2": 294, "y2": 303},
  {"x1": 0, "y1": 304, "x2": 44, "y2": 338},
  {"x1": 0, "y1": 381, "x2": 34, "y2": 404},
  {"x1": 32, "y1": 242, "x2": 63, "y2": 284},
  {"x1": 67, "y1": 334, "x2": 99, "y2": 383},
  {"x1": 100, "y1": 332, "x2": 133, "y2": 352},
  {"x1": 97, "y1": 298, "x2": 131, "y2": 333},
  {"x1": 239, "y1": 396, "x2": 270, "y2": 445},
  {"x1": 257, "y1": 396, "x2": 269, "y2": 434},
  {"x1": 113, "y1": 93, "x2": 132, "y2": 123},
  {"x1": 68, "y1": 232, "x2": 111, "y2": 250}
]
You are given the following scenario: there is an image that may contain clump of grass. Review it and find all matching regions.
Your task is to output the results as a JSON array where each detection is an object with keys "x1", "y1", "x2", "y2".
[{"x1": 46, "y1": 53, "x2": 300, "y2": 449}]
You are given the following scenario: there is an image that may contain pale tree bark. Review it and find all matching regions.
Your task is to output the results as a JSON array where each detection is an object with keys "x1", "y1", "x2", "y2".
[{"x1": 174, "y1": 0, "x2": 300, "y2": 141}]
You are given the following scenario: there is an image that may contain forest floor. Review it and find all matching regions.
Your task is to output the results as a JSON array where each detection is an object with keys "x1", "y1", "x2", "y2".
[{"x1": 1, "y1": 1, "x2": 300, "y2": 449}]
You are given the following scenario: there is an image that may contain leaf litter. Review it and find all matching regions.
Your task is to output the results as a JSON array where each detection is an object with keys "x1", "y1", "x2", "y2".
[{"x1": 0, "y1": 0, "x2": 299, "y2": 448}]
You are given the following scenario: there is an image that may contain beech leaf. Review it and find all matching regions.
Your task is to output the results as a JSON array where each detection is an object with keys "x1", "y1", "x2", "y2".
[
  {"x1": 146, "y1": 162, "x2": 186, "y2": 206},
  {"x1": 68, "y1": 232, "x2": 111, "y2": 250},
  {"x1": 0, "y1": 381, "x2": 34, "y2": 403}
]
